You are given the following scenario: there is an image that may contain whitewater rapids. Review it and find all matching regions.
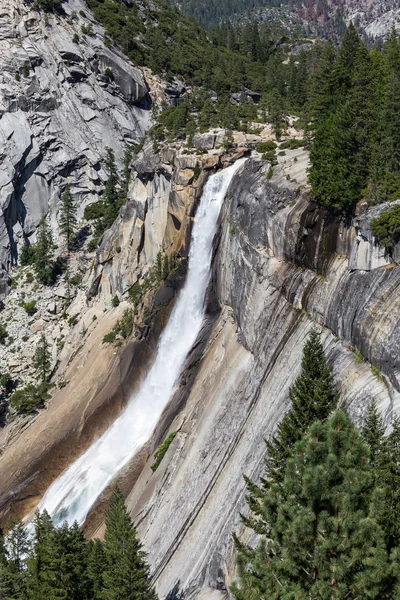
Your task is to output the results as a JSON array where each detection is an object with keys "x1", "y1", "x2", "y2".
[{"x1": 34, "y1": 158, "x2": 246, "y2": 526}]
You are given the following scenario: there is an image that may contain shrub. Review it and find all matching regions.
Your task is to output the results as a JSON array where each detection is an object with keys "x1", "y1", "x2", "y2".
[
  {"x1": 0, "y1": 324, "x2": 7, "y2": 345},
  {"x1": 151, "y1": 432, "x2": 177, "y2": 472},
  {"x1": 0, "y1": 373, "x2": 15, "y2": 394},
  {"x1": 10, "y1": 382, "x2": 51, "y2": 415},
  {"x1": 72, "y1": 33, "x2": 79, "y2": 43},
  {"x1": 84, "y1": 201, "x2": 105, "y2": 221},
  {"x1": 70, "y1": 273, "x2": 82, "y2": 286},
  {"x1": 116, "y1": 309, "x2": 133, "y2": 338},
  {"x1": 112, "y1": 295, "x2": 120, "y2": 307},
  {"x1": 104, "y1": 67, "x2": 114, "y2": 80},
  {"x1": 68, "y1": 315, "x2": 78, "y2": 327},
  {"x1": 21, "y1": 300, "x2": 37, "y2": 316},
  {"x1": 20, "y1": 244, "x2": 37, "y2": 266},
  {"x1": 103, "y1": 331, "x2": 116, "y2": 344},
  {"x1": 279, "y1": 138, "x2": 305, "y2": 150},
  {"x1": 26, "y1": 272, "x2": 34, "y2": 284},
  {"x1": 370, "y1": 205, "x2": 400, "y2": 251},
  {"x1": 115, "y1": 246, "x2": 122, "y2": 253},
  {"x1": 256, "y1": 141, "x2": 277, "y2": 154}
]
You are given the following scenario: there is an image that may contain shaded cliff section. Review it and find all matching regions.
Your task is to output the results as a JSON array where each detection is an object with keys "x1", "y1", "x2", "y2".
[{"x1": 123, "y1": 159, "x2": 400, "y2": 600}]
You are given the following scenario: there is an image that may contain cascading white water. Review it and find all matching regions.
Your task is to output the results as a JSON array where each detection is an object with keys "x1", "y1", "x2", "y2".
[{"x1": 34, "y1": 158, "x2": 246, "y2": 527}]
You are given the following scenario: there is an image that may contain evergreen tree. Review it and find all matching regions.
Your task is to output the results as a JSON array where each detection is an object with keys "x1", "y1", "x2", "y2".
[
  {"x1": 0, "y1": 519, "x2": 30, "y2": 600},
  {"x1": 242, "y1": 329, "x2": 338, "y2": 537},
  {"x1": 232, "y1": 411, "x2": 395, "y2": 600},
  {"x1": 87, "y1": 539, "x2": 106, "y2": 600},
  {"x1": 101, "y1": 487, "x2": 157, "y2": 600},
  {"x1": 34, "y1": 218, "x2": 54, "y2": 286},
  {"x1": 376, "y1": 418, "x2": 400, "y2": 550},
  {"x1": 362, "y1": 400, "x2": 385, "y2": 468},
  {"x1": 265, "y1": 328, "x2": 338, "y2": 483},
  {"x1": 59, "y1": 185, "x2": 77, "y2": 252},
  {"x1": 32, "y1": 333, "x2": 51, "y2": 383},
  {"x1": 103, "y1": 148, "x2": 120, "y2": 228}
]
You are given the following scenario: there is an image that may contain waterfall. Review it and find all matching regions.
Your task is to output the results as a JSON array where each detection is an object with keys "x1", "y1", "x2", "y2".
[{"x1": 34, "y1": 158, "x2": 246, "y2": 527}]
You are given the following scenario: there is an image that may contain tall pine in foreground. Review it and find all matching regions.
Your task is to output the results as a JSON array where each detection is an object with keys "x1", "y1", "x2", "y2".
[
  {"x1": 232, "y1": 411, "x2": 398, "y2": 600},
  {"x1": 101, "y1": 487, "x2": 156, "y2": 600},
  {"x1": 242, "y1": 328, "x2": 337, "y2": 536},
  {"x1": 265, "y1": 328, "x2": 338, "y2": 483}
]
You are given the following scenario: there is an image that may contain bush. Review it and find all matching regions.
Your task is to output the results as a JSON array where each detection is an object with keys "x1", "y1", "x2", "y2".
[
  {"x1": 21, "y1": 300, "x2": 37, "y2": 316},
  {"x1": 256, "y1": 141, "x2": 277, "y2": 154},
  {"x1": 151, "y1": 432, "x2": 177, "y2": 472},
  {"x1": 68, "y1": 315, "x2": 78, "y2": 327},
  {"x1": 0, "y1": 324, "x2": 7, "y2": 345},
  {"x1": 115, "y1": 246, "x2": 121, "y2": 253},
  {"x1": 84, "y1": 201, "x2": 105, "y2": 221},
  {"x1": 70, "y1": 273, "x2": 82, "y2": 286},
  {"x1": 72, "y1": 33, "x2": 79, "y2": 43},
  {"x1": 279, "y1": 138, "x2": 305, "y2": 150},
  {"x1": 103, "y1": 331, "x2": 116, "y2": 344},
  {"x1": 370, "y1": 205, "x2": 400, "y2": 251},
  {"x1": 116, "y1": 309, "x2": 133, "y2": 338},
  {"x1": 112, "y1": 295, "x2": 120, "y2": 307},
  {"x1": 10, "y1": 382, "x2": 51, "y2": 415},
  {"x1": 20, "y1": 244, "x2": 37, "y2": 266}
]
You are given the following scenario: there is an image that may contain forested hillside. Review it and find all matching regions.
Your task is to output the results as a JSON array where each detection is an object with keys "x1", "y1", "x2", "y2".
[{"x1": 167, "y1": 0, "x2": 290, "y2": 28}]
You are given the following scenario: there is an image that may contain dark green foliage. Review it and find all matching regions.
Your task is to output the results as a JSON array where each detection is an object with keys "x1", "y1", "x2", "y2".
[
  {"x1": 20, "y1": 300, "x2": 37, "y2": 316},
  {"x1": 0, "y1": 519, "x2": 30, "y2": 599},
  {"x1": 84, "y1": 201, "x2": 106, "y2": 221},
  {"x1": 59, "y1": 186, "x2": 77, "y2": 252},
  {"x1": 102, "y1": 331, "x2": 117, "y2": 344},
  {"x1": 20, "y1": 244, "x2": 37, "y2": 267},
  {"x1": 309, "y1": 26, "x2": 400, "y2": 213},
  {"x1": 33, "y1": 333, "x2": 52, "y2": 383},
  {"x1": 362, "y1": 401, "x2": 385, "y2": 469},
  {"x1": 0, "y1": 324, "x2": 8, "y2": 345},
  {"x1": 151, "y1": 432, "x2": 177, "y2": 472},
  {"x1": 102, "y1": 487, "x2": 157, "y2": 600},
  {"x1": 103, "y1": 309, "x2": 133, "y2": 344},
  {"x1": 87, "y1": 539, "x2": 106, "y2": 600},
  {"x1": 1, "y1": 493, "x2": 157, "y2": 600},
  {"x1": 9, "y1": 382, "x2": 51, "y2": 415},
  {"x1": 112, "y1": 295, "x2": 120, "y2": 308},
  {"x1": 34, "y1": 0, "x2": 63, "y2": 13},
  {"x1": 34, "y1": 218, "x2": 54, "y2": 286},
  {"x1": 232, "y1": 411, "x2": 396, "y2": 600},
  {"x1": 265, "y1": 328, "x2": 338, "y2": 484},
  {"x1": 370, "y1": 205, "x2": 400, "y2": 251},
  {"x1": 373, "y1": 418, "x2": 400, "y2": 551}
]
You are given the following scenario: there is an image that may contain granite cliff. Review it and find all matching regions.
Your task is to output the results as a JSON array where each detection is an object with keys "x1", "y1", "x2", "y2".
[{"x1": 0, "y1": 1, "x2": 399, "y2": 600}]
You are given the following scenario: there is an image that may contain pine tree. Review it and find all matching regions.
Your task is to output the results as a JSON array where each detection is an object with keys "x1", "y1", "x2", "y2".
[
  {"x1": 362, "y1": 400, "x2": 385, "y2": 468},
  {"x1": 87, "y1": 539, "x2": 106, "y2": 600},
  {"x1": 32, "y1": 333, "x2": 51, "y2": 383},
  {"x1": 0, "y1": 519, "x2": 30, "y2": 599},
  {"x1": 232, "y1": 411, "x2": 395, "y2": 600},
  {"x1": 376, "y1": 418, "x2": 400, "y2": 550},
  {"x1": 265, "y1": 328, "x2": 338, "y2": 483},
  {"x1": 59, "y1": 185, "x2": 77, "y2": 252},
  {"x1": 34, "y1": 218, "x2": 54, "y2": 286},
  {"x1": 101, "y1": 487, "x2": 157, "y2": 600},
  {"x1": 103, "y1": 148, "x2": 120, "y2": 229},
  {"x1": 242, "y1": 329, "x2": 338, "y2": 537}
]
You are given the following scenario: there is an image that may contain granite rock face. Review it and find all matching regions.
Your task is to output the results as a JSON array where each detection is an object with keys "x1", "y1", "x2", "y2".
[
  {"x1": 124, "y1": 159, "x2": 400, "y2": 600},
  {"x1": 0, "y1": 0, "x2": 151, "y2": 284}
]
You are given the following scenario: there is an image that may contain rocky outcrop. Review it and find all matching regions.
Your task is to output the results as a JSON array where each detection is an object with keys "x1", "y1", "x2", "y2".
[
  {"x1": 0, "y1": 0, "x2": 151, "y2": 285},
  {"x1": 122, "y1": 157, "x2": 400, "y2": 599}
]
